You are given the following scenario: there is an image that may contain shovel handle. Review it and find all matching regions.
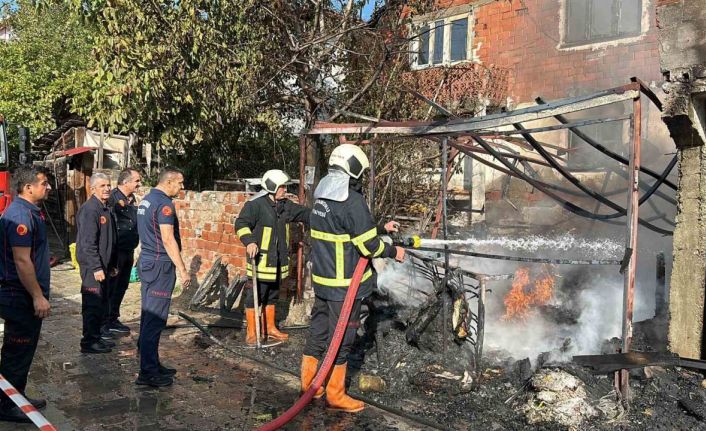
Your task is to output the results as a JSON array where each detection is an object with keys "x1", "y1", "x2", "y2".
[{"x1": 249, "y1": 255, "x2": 262, "y2": 349}]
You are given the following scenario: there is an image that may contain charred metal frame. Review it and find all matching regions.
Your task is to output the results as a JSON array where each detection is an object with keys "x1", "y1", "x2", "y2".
[
  {"x1": 297, "y1": 79, "x2": 673, "y2": 402},
  {"x1": 404, "y1": 250, "x2": 513, "y2": 374}
]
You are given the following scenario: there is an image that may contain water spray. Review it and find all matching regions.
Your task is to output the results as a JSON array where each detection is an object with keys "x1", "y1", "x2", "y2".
[{"x1": 391, "y1": 234, "x2": 623, "y2": 266}]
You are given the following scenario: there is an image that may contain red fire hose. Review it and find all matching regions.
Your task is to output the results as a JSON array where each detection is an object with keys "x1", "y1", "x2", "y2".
[{"x1": 256, "y1": 257, "x2": 370, "y2": 431}]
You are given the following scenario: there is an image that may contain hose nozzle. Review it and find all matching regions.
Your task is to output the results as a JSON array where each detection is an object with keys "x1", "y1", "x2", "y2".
[{"x1": 393, "y1": 235, "x2": 421, "y2": 249}]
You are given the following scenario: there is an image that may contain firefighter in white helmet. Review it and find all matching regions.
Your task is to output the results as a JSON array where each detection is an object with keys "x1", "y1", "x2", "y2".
[
  {"x1": 235, "y1": 169, "x2": 310, "y2": 345},
  {"x1": 300, "y1": 144, "x2": 405, "y2": 412}
]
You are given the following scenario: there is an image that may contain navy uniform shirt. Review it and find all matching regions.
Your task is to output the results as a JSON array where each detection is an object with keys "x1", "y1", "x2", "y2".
[
  {"x1": 137, "y1": 188, "x2": 180, "y2": 262},
  {"x1": 0, "y1": 197, "x2": 50, "y2": 302},
  {"x1": 108, "y1": 188, "x2": 139, "y2": 251}
]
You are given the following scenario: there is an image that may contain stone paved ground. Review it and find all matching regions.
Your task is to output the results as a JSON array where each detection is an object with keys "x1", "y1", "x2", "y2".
[{"x1": 0, "y1": 267, "x2": 423, "y2": 431}]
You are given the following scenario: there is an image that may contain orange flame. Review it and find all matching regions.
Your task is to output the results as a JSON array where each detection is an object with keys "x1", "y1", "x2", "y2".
[{"x1": 503, "y1": 267, "x2": 555, "y2": 320}]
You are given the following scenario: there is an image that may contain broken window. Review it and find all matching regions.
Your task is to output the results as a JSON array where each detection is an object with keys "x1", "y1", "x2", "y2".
[
  {"x1": 411, "y1": 13, "x2": 472, "y2": 69},
  {"x1": 565, "y1": 0, "x2": 642, "y2": 46}
]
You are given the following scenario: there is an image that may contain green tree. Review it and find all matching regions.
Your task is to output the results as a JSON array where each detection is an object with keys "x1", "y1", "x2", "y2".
[{"x1": 0, "y1": 0, "x2": 93, "y2": 140}]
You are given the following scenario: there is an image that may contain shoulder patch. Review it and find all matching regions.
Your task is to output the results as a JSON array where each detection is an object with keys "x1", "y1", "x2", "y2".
[
  {"x1": 162, "y1": 206, "x2": 173, "y2": 216},
  {"x1": 16, "y1": 224, "x2": 28, "y2": 236},
  {"x1": 100, "y1": 215, "x2": 107, "y2": 224}
]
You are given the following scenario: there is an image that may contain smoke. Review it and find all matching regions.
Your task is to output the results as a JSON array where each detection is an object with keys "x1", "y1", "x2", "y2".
[{"x1": 376, "y1": 234, "x2": 659, "y2": 365}]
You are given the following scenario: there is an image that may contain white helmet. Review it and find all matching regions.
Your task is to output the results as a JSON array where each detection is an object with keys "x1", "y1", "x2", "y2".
[
  {"x1": 261, "y1": 169, "x2": 291, "y2": 193},
  {"x1": 329, "y1": 144, "x2": 369, "y2": 179}
]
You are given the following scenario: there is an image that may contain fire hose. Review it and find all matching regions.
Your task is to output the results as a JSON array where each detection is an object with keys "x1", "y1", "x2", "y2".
[{"x1": 256, "y1": 257, "x2": 370, "y2": 431}]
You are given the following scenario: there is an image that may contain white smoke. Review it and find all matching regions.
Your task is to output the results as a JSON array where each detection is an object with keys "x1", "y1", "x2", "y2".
[{"x1": 376, "y1": 234, "x2": 657, "y2": 365}]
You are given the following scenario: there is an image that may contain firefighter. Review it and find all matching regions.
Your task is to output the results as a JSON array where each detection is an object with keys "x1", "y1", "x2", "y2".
[
  {"x1": 0, "y1": 166, "x2": 52, "y2": 423},
  {"x1": 136, "y1": 167, "x2": 191, "y2": 387},
  {"x1": 235, "y1": 169, "x2": 310, "y2": 345},
  {"x1": 104, "y1": 168, "x2": 141, "y2": 335},
  {"x1": 76, "y1": 173, "x2": 118, "y2": 354},
  {"x1": 300, "y1": 144, "x2": 405, "y2": 413}
]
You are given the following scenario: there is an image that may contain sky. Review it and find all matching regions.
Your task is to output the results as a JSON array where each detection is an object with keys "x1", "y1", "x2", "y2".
[{"x1": 362, "y1": 1, "x2": 377, "y2": 20}]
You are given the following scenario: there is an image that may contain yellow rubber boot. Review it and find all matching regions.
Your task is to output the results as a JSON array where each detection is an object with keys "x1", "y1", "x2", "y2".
[
  {"x1": 325, "y1": 363, "x2": 364, "y2": 413},
  {"x1": 300, "y1": 355, "x2": 325, "y2": 399}
]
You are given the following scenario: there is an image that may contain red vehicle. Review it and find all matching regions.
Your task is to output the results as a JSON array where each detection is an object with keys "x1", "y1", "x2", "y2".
[{"x1": 0, "y1": 115, "x2": 10, "y2": 214}]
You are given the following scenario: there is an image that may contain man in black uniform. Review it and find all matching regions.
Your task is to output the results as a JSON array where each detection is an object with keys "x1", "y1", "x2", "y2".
[
  {"x1": 0, "y1": 166, "x2": 52, "y2": 423},
  {"x1": 301, "y1": 144, "x2": 405, "y2": 412},
  {"x1": 77, "y1": 172, "x2": 117, "y2": 354},
  {"x1": 104, "y1": 168, "x2": 141, "y2": 335},
  {"x1": 235, "y1": 169, "x2": 310, "y2": 345}
]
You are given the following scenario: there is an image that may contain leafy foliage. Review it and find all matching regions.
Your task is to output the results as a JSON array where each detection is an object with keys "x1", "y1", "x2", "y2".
[{"x1": 0, "y1": 0, "x2": 93, "y2": 137}]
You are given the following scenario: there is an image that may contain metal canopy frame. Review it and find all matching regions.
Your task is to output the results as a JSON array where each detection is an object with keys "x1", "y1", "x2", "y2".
[{"x1": 296, "y1": 79, "x2": 675, "y2": 404}]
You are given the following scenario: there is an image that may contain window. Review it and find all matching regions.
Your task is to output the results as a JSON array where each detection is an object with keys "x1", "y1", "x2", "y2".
[
  {"x1": 564, "y1": 0, "x2": 642, "y2": 46},
  {"x1": 411, "y1": 14, "x2": 472, "y2": 69}
]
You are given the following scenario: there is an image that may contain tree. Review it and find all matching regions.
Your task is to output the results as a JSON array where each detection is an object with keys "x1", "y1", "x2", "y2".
[{"x1": 0, "y1": 0, "x2": 93, "y2": 141}]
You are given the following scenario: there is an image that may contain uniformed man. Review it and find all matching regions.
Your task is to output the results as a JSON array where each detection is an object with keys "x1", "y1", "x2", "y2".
[
  {"x1": 77, "y1": 172, "x2": 118, "y2": 354},
  {"x1": 104, "y1": 168, "x2": 141, "y2": 335},
  {"x1": 235, "y1": 169, "x2": 310, "y2": 345},
  {"x1": 300, "y1": 144, "x2": 405, "y2": 413},
  {"x1": 0, "y1": 166, "x2": 52, "y2": 423},
  {"x1": 136, "y1": 167, "x2": 191, "y2": 387}
]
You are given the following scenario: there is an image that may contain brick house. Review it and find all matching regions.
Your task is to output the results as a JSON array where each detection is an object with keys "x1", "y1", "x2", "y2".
[{"x1": 402, "y1": 0, "x2": 674, "y2": 232}]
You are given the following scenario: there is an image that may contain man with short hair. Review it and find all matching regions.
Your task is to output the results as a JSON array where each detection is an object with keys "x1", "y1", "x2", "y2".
[
  {"x1": 136, "y1": 167, "x2": 191, "y2": 387},
  {"x1": 104, "y1": 168, "x2": 141, "y2": 335},
  {"x1": 77, "y1": 172, "x2": 118, "y2": 354},
  {"x1": 0, "y1": 166, "x2": 52, "y2": 423}
]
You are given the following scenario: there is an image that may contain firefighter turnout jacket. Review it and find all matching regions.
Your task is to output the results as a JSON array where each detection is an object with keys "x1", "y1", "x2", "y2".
[
  {"x1": 310, "y1": 184, "x2": 397, "y2": 301},
  {"x1": 235, "y1": 195, "x2": 310, "y2": 281}
]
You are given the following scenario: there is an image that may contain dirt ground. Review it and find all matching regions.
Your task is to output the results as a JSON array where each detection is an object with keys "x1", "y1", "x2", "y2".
[{"x1": 0, "y1": 267, "x2": 424, "y2": 431}]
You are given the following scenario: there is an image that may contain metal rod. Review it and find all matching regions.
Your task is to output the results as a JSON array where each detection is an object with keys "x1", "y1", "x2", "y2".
[
  {"x1": 369, "y1": 141, "x2": 376, "y2": 218},
  {"x1": 296, "y1": 136, "x2": 306, "y2": 302},
  {"x1": 655, "y1": 251, "x2": 666, "y2": 318},
  {"x1": 476, "y1": 279, "x2": 486, "y2": 373},
  {"x1": 620, "y1": 94, "x2": 642, "y2": 404},
  {"x1": 441, "y1": 137, "x2": 449, "y2": 353},
  {"x1": 476, "y1": 115, "x2": 631, "y2": 136},
  {"x1": 415, "y1": 246, "x2": 622, "y2": 265},
  {"x1": 535, "y1": 96, "x2": 677, "y2": 191}
]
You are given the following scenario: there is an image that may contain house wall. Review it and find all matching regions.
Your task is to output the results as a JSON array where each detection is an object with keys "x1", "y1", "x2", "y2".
[{"x1": 407, "y1": 0, "x2": 673, "y2": 229}]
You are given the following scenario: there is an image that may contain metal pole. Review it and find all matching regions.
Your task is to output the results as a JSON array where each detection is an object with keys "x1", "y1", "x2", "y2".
[
  {"x1": 369, "y1": 141, "x2": 376, "y2": 218},
  {"x1": 476, "y1": 279, "x2": 486, "y2": 373},
  {"x1": 656, "y1": 251, "x2": 666, "y2": 318},
  {"x1": 442, "y1": 138, "x2": 449, "y2": 352},
  {"x1": 296, "y1": 136, "x2": 306, "y2": 302},
  {"x1": 619, "y1": 95, "x2": 641, "y2": 404}
]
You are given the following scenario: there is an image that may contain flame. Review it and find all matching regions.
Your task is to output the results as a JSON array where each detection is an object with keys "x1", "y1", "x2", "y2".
[{"x1": 503, "y1": 267, "x2": 555, "y2": 320}]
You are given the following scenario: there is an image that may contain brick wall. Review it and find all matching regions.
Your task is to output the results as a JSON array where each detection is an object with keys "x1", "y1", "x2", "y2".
[
  {"x1": 174, "y1": 190, "x2": 249, "y2": 280},
  {"x1": 472, "y1": 0, "x2": 663, "y2": 103}
]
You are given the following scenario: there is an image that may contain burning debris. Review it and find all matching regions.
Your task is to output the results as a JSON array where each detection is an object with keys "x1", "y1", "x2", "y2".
[{"x1": 503, "y1": 266, "x2": 556, "y2": 321}]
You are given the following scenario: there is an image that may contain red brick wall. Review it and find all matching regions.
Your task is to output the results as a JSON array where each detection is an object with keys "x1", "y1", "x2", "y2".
[
  {"x1": 409, "y1": 0, "x2": 664, "y2": 105},
  {"x1": 473, "y1": 0, "x2": 663, "y2": 103},
  {"x1": 174, "y1": 190, "x2": 249, "y2": 280}
]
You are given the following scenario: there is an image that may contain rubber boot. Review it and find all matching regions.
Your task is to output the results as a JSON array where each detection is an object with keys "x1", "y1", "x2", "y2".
[
  {"x1": 325, "y1": 363, "x2": 364, "y2": 413},
  {"x1": 264, "y1": 304, "x2": 289, "y2": 341},
  {"x1": 245, "y1": 308, "x2": 257, "y2": 345},
  {"x1": 300, "y1": 355, "x2": 325, "y2": 399}
]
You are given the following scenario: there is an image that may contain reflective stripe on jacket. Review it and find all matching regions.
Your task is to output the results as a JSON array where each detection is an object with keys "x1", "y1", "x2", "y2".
[
  {"x1": 235, "y1": 195, "x2": 309, "y2": 281},
  {"x1": 309, "y1": 188, "x2": 395, "y2": 301}
]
